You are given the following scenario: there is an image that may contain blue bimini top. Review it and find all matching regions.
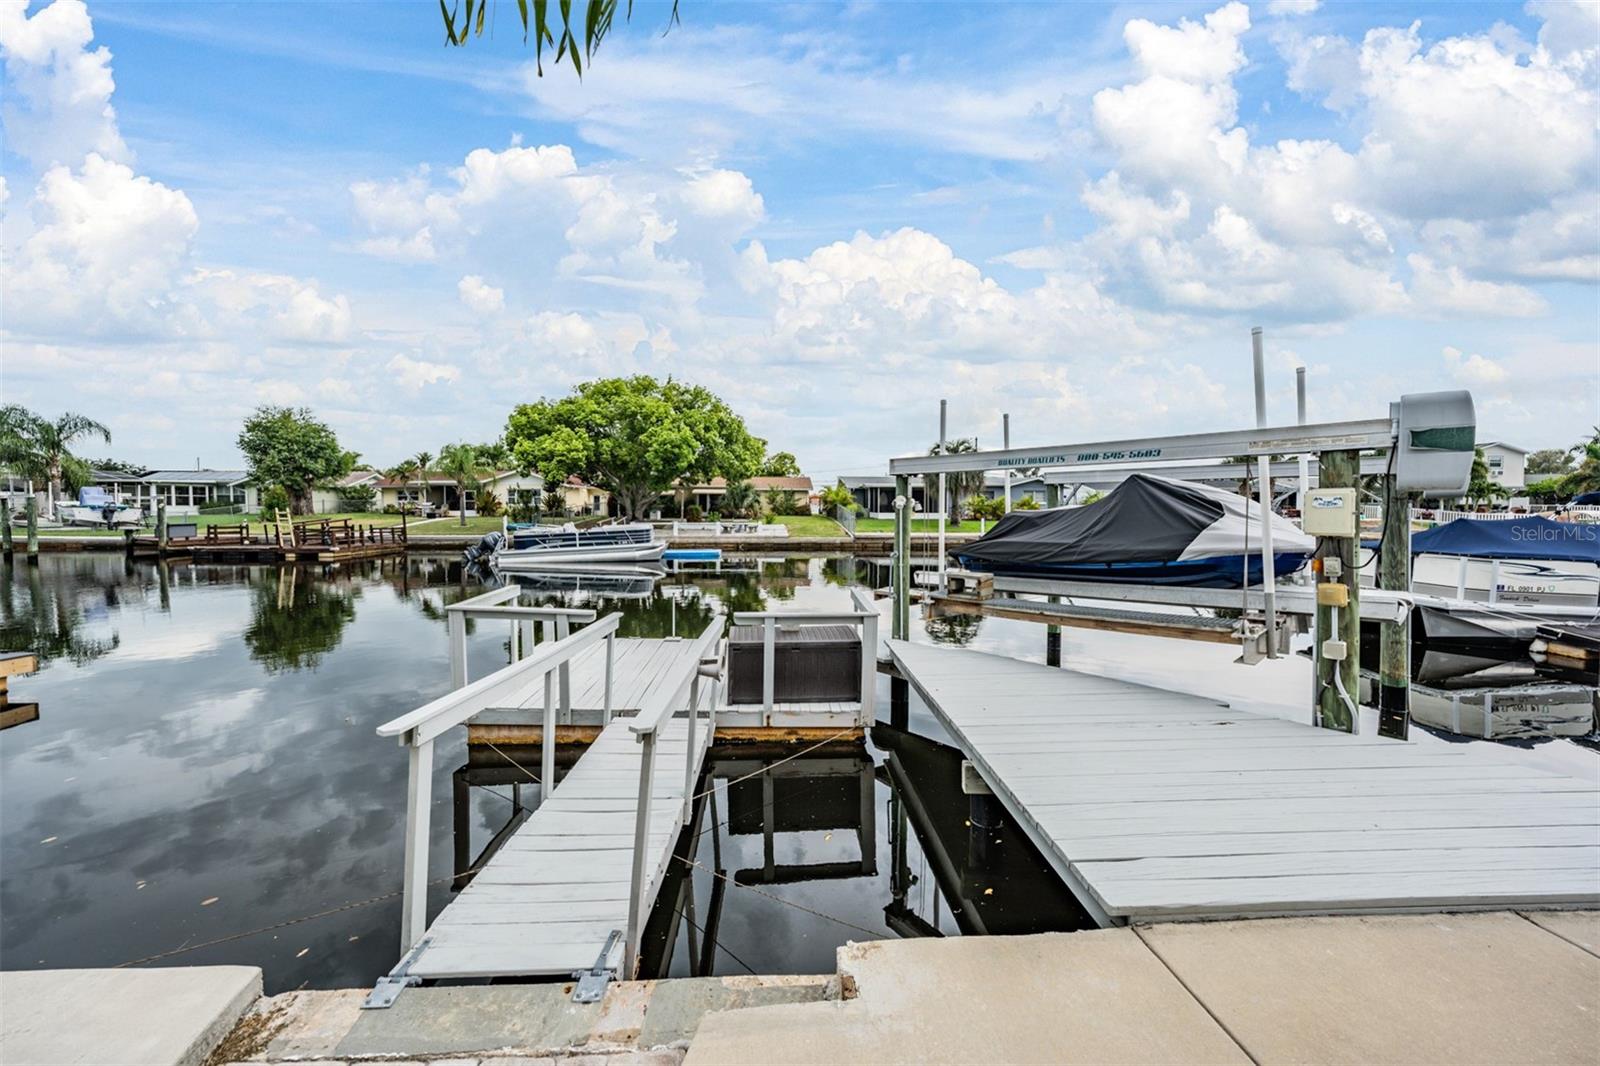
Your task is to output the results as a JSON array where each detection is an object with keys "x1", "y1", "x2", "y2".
[{"x1": 1411, "y1": 516, "x2": 1600, "y2": 564}]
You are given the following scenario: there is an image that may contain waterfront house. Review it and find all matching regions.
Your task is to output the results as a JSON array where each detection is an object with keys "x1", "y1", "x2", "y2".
[
  {"x1": 120, "y1": 470, "x2": 257, "y2": 514},
  {"x1": 548, "y1": 475, "x2": 611, "y2": 516},
  {"x1": 676, "y1": 476, "x2": 816, "y2": 515},
  {"x1": 309, "y1": 470, "x2": 383, "y2": 514},
  {"x1": 839, "y1": 475, "x2": 929, "y2": 518},
  {"x1": 1478, "y1": 441, "x2": 1528, "y2": 505},
  {"x1": 375, "y1": 470, "x2": 543, "y2": 516},
  {"x1": 979, "y1": 473, "x2": 1050, "y2": 507}
]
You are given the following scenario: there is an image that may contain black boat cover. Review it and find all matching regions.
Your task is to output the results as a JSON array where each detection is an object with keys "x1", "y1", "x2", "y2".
[{"x1": 955, "y1": 473, "x2": 1315, "y2": 569}]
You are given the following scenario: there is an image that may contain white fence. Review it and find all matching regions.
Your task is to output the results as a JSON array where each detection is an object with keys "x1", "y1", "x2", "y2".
[
  {"x1": 670, "y1": 520, "x2": 790, "y2": 537},
  {"x1": 1415, "y1": 506, "x2": 1600, "y2": 524}
]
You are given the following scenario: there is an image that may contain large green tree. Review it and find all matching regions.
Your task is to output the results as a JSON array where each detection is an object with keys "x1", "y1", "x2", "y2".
[
  {"x1": 506, "y1": 377, "x2": 763, "y2": 519},
  {"x1": 237, "y1": 406, "x2": 350, "y2": 516},
  {"x1": 1526, "y1": 448, "x2": 1575, "y2": 477},
  {"x1": 0, "y1": 405, "x2": 111, "y2": 517},
  {"x1": 760, "y1": 451, "x2": 801, "y2": 477}
]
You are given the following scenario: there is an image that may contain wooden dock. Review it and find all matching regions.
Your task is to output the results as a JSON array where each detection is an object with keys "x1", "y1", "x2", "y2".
[
  {"x1": 129, "y1": 514, "x2": 407, "y2": 562},
  {"x1": 887, "y1": 639, "x2": 1600, "y2": 926}
]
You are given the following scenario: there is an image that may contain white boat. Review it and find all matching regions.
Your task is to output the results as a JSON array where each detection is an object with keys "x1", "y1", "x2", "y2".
[
  {"x1": 58, "y1": 487, "x2": 143, "y2": 528},
  {"x1": 1357, "y1": 515, "x2": 1600, "y2": 649},
  {"x1": 1410, "y1": 552, "x2": 1600, "y2": 607},
  {"x1": 486, "y1": 523, "x2": 666, "y2": 570}
]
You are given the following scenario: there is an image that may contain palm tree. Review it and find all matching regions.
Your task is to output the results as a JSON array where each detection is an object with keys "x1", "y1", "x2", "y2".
[
  {"x1": 437, "y1": 443, "x2": 482, "y2": 526},
  {"x1": 0, "y1": 405, "x2": 111, "y2": 518},
  {"x1": 721, "y1": 479, "x2": 758, "y2": 519},
  {"x1": 413, "y1": 450, "x2": 434, "y2": 513},
  {"x1": 922, "y1": 438, "x2": 985, "y2": 525},
  {"x1": 1562, "y1": 427, "x2": 1600, "y2": 497},
  {"x1": 819, "y1": 479, "x2": 856, "y2": 515}
]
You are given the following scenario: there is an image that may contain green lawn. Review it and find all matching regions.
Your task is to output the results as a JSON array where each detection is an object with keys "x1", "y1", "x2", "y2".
[
  {"x1": 768, "y1": 514, "x2": 845, "y2": 537},
  {"x1": 409, "y1": 515, "x2": 514, "y2": 535},
  {"x1": 850, "y1": 516, "x2": 984, "y2": 533}
]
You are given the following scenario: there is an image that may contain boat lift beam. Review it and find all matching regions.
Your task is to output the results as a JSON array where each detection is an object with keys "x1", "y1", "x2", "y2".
[
  {"x1": 1037, "y1": 456, "x2": 1392, "y2": 489},
  {"x1": 887, "y1": 416, "x2": 1395, "y2": 477}
]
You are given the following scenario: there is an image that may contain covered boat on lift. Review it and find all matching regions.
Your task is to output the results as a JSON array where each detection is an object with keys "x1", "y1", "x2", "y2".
[{"x1": 953, "y1": 473, "x2": 1315, "y2": 588}]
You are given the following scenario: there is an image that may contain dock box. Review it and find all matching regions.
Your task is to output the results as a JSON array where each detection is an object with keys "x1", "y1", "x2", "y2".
[
  {"x1": 727, "y1": 624, "x2": 861, "y2": 704},
  {"x1": 167, "y1": 522, "x2": 199, "y2": 539}
]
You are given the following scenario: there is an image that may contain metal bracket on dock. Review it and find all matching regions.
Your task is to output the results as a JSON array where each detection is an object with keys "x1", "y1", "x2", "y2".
[
  {"x1": 362, "y1": 936, "x2": 431, "y2": 1010},
  {"x1": 571, "y1": 930, "x2": 623, "y2": 1004}
]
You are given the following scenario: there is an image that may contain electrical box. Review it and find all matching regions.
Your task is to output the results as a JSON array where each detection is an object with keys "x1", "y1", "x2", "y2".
[
  {"x1": 1393, "y1": 391, "x2": 1476, "y2": 493},
  {"x1": 1302, "y1": 488, "x2": 1357, "y2": 537}
]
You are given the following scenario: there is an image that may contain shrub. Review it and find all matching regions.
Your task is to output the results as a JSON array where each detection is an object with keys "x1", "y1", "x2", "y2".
[
  {"x1": 260, "y1": 484, "x2": 291, "y2": 514},
  {"x1": 685, "y1": 504, "x2": 703, "y2": 522},
  {"x1": 767, "y1": 489, "x2": 804, "y2": 516},
  {"x1": 1014, "y1": 496, "x2": 1041, "y2": 511},
  {"x1": 338, "y1": 484, "x2": 377, "y2": 512},
  {"x1": 475, "y1": 488, "x2": 503, "y2": 517}
]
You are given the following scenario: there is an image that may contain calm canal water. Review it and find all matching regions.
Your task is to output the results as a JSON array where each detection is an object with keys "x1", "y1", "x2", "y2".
[
  {"x1": 4, "y1": 552, "x2": 1593, "y2": 993},
  {"x1": 2, "y1": 553, "x2": 1084, "y2": 992}
]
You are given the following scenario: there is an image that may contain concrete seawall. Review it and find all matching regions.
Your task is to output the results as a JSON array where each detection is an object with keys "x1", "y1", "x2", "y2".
[{"x1": 18, "y1": 912, "x2": 1590, "y2": 1065}]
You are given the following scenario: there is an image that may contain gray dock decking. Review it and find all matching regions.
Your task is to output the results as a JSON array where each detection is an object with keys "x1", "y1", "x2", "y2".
[
  {"x1": 887, "y1": 639, "x2": 1600, "y2": 925},
  {"x1": 411, "y1": 705, "x2": 705, "y2": 979}
]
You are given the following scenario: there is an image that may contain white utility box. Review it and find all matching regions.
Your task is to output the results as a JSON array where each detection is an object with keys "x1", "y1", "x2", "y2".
[{"x1": 1302, "y1": 488, "x2": 1357, "y2": 537}]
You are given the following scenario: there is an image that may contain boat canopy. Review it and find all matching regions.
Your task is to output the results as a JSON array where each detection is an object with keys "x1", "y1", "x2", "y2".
[
  {"x1": 955, "y1": 474, "x2": 1314, "y2": 570},
  {"x1": 1412, "y1": 516, "x2": 1600, "y2": 564}
]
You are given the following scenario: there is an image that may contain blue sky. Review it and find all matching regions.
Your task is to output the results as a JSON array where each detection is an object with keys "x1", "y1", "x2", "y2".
[{"x1": 2, "y1": 0, "x2": 1596, "y2": 478}]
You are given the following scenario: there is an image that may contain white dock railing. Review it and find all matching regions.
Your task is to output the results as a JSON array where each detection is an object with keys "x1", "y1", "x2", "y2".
[
  {"x1": 445, "y1": 585, "x2": 601, "y2": 688},
  {"x1": 623, "y1": 615, "x2": 725, "y2": 976},
  {"x1": 731, "y1": 587, "x2": 879, "y2": 725},
  {"x1": 376, "y1": 611, "x2": 623, "y2": 952}
]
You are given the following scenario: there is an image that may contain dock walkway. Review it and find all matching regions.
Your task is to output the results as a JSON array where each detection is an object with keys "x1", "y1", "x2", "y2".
[
  {"x1": 887, "y1": 639, "x2": 1600, "y2": 925},
  {"x1": 409, "y1": 715, "x2": 703, "y2": 979}
]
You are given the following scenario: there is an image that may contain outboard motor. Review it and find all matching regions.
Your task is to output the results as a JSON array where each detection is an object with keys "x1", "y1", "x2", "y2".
[{"x1": 463, "y1": 530, "x2": 504, "y2": 565}]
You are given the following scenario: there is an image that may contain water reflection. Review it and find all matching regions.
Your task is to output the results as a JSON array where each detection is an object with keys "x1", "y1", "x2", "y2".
[
  {"x1": 243, "y1": 568, "x2": 360, "y2": 673},
  {"x1": 1, "y1": 557, "x2": 121, "y2": 666}
]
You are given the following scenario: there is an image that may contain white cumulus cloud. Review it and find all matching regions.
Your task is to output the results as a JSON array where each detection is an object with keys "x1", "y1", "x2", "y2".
[{"x1": 457, "y1": 274, "x2": 505, "y2": 313}]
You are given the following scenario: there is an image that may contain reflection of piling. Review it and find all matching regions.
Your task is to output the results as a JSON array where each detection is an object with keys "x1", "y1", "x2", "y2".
[
  {"x1": 962, "y1": 761, "x2": 1002, "y2": 870},
  {"x1": 24, "y1": 498, "x2": 38, "y2": 564},
  {"x1": 890, "y1": 675, "x2": 909, "y2": 731}
]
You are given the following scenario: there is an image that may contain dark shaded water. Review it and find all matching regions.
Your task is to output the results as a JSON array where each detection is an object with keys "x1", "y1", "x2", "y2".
[{"x1": 0, "y1": 553, "x2": 1085, "y2": 993}]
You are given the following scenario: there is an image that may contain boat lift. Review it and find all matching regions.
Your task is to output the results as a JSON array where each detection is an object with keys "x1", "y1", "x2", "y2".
[{"x1": 886, "y1": 391, "x2": 1478, "y2": 732}]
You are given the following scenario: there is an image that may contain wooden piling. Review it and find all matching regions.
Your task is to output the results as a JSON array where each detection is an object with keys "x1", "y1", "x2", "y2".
[
  {"x1": 1314, "y1": 449, "x2": 1359, "y2": 732},
  {"x1": 1, "y1": 499, "x2": 12, "y2": 557},
  {"x1": 156, "y1": 501, "x2": 168, "y2": 552},
  {"x1": 1377, "y1": 472, "x2": 1411, "y2": 738},
  {"x1": 24, "y1": 497, "x2": 38, "y2": 563}
]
